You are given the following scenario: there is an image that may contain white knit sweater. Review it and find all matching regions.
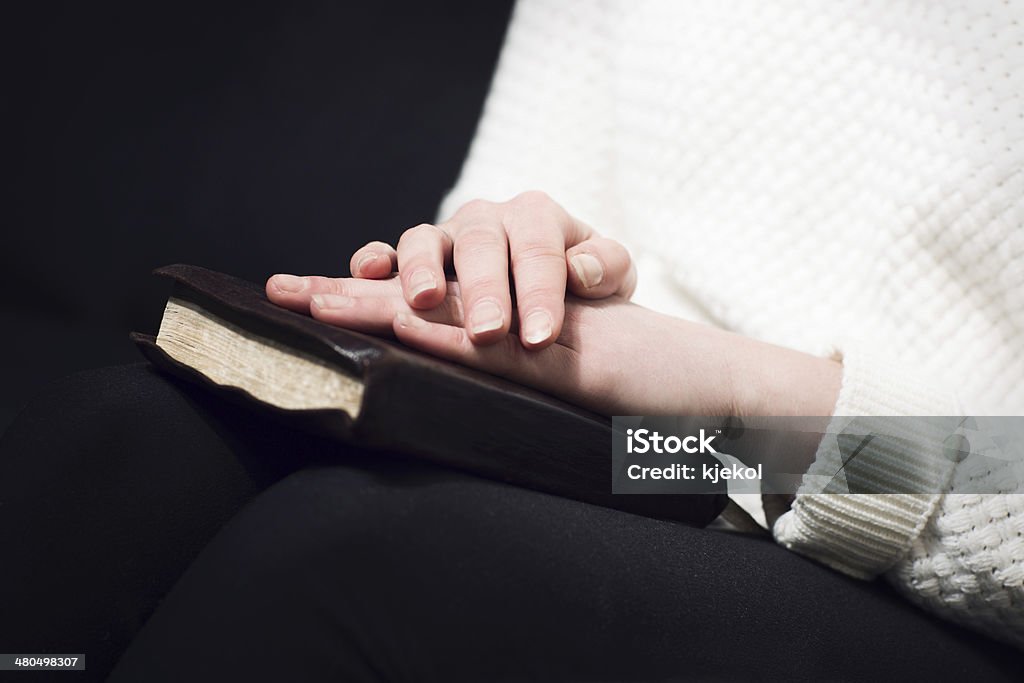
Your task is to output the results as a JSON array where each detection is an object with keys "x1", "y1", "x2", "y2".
[{"x1": 439, "y1": 0, "x2": 1024, "y2": 648}]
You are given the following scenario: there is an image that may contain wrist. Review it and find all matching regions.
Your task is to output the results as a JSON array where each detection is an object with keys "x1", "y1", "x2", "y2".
[{"x1": 730, "y1": 338, "x2": 842, "y2": 418}]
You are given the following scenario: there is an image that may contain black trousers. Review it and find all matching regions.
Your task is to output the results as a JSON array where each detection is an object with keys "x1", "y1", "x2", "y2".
[{"x1": 0, "y1": 364, "x2": 1020, "y2": 682}]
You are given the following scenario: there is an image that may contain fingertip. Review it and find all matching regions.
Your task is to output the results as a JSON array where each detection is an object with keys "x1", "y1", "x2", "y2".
[
  {"x1": 350, "y1": 242, "x2": 397, "y2": 278},
  {"x1": 404, "y1": 268, "x2": 446, "y2": 309},
  {"x1": 393, "y1": 311, "x2": 469, "y2": 361},
  {"x1": 307, "y1": 293, "x2": 329, "y2": 319},
  {"x1": 393, "y1": 310, "x2": 411, "y2": 331},
  {"x1": 567, "y1": 252, "x2": 605, "y2": 293},
  {"x1": 465, "y1": 299, "x2": 508, "y2": 345},
  {"x1": 265, "y1": 276, "x2": 283, "y2": 300},
  {"x1": 394, "y1": 310, "x2": 427, "y2": 332},
  {"x1": 352, "y1": 252, "x2": 376, "y2": 277},
  {"x1": 266, "y1": 275, "x2": 315, "y2": 313},
  {"x1": 267, "y1": 273, "x2": 307, "y2": 295},
  {"x1": 353, "y1": 252, "x2": 391, "y2": 279},
  {"x1": 519, "y1": 309, "x2": 556, "y2": 349},
  {"x1": 466, "y1": 327, "x2": 506, "y2": 346}
]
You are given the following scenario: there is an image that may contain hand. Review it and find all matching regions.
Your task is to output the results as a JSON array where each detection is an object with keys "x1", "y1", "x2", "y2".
[
  {"x1": 264, "y1": 274, "x2": 841, "y2": 419},
  {"x1": 344, "y1": 191, "x2": 637, "y2": 349}
]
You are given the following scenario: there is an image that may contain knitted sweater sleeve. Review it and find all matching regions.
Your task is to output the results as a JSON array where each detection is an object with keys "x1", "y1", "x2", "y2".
[{"x1": 773, "y1": 344, "x2": 1024, "y2": 648}]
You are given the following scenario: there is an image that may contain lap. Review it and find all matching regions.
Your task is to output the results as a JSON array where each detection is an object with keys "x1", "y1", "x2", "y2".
[
  {"x1": 4, "y1": 365, "x2": 1020, "y2": 681},
  {"x1": 112, "y1": 455, "x2": 1021, "y2": 682}
]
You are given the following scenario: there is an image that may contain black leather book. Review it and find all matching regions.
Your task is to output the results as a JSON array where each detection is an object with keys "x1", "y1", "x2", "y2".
[{"x1": 132, "y1": 264, "x2": 727, "y2": 526}]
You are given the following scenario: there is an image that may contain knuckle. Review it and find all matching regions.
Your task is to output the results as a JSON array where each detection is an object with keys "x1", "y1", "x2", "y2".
[
  {"x1": 460, "y1": 273, "x2": 502, "y2": 297},
  {"x1": 513, "y1": 242, "x2": 565, "y2": 265},
  {"x1": 454, "y1": 198, "x2": 494, "y2": 219},
  {"x1": 363, "y1": 240, "x2": 393, "y2": 252},
  {"x1": 406, "y1": 222, "x2": 435, "y2": 235},
  {"x1": 511, "y1": 189, "x2": 552, "y2": 207},
  {"x1": 505, "y1": 192, "x2": 569, "y2": 238},
  {"x1": 426, "y1": 223, "x2": 453, "y2": 245},
  {"x1": 398, "y1": 223, "x2": 439, "y2": 249},
  {"x1": 453, "y1": 226, "x2": 505, "y2": 255},
  {"x1": 601, "y1": 236, "x2": 631, "y2": 257},
  {"x1": 516, "y1": 280, "x2": 564, "y2": 305}
]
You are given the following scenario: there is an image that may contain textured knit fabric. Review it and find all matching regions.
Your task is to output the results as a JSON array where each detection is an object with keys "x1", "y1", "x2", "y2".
[{"x1": 438, "y1": 0, "x2": 1024, "y2": 648}]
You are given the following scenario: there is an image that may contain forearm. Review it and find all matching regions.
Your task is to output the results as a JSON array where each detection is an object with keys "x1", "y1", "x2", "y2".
[
  {"x1": 590, "y1": 311, "x2": 841, "y2": 425},
  {"x1": 729, "y1": 334, "x2": 842, "y2": 418},
  {"x1": 647, "y1": 316, "x2": 842, "y2": 418}
]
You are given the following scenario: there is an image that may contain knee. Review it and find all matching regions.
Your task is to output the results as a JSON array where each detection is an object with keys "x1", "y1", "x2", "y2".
[
  {"x1": 0, "y1": 364, "x2": 253, "y2": 504},
  {"x1": 196, "y1": 464, "x2": 470, "y2": 594},
  {"x1": 8, "y1": 363, "x2": 174, "y2": 433}
]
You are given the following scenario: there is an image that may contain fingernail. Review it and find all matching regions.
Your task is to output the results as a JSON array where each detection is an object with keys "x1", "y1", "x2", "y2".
[
  {"x1": 356, "y1": 253, "x2": 378, "y2": 275},
  {"x1": 570, "y1": 253, "x2": 604, "y2": 289},
  {"x1": 273, "y1": 274, "x2": 307, "y2": 293},
  {"x1": 469, "y1": 300, "x2": 504, "y2": 335},
  {"x1": 409, "y1": 269, "x2": 437, "y2": 299},
  {"x1": 311, "y1": 293, "x2": 353, "y2": 309},
  {"x1": 523, "y1": 310, "x2": 553, "y2": 345},
  {"x1": 395, "y1": 311, "x2": 425, "y2": 329}
]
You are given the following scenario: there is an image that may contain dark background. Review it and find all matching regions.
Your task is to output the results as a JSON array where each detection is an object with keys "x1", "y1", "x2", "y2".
[{"x1": 1, "y1": 1, "x2": 514, "y2": 432}]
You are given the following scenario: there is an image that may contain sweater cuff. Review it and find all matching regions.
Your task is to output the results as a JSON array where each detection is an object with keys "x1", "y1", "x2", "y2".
[{"x1": 772, "y1": 344, "x2": 960, "y2": 580}]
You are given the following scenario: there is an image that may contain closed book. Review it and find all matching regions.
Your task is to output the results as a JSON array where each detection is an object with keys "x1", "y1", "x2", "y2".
[{"x1": 132, "y1": 264, "x2": 727, "y2": 526}]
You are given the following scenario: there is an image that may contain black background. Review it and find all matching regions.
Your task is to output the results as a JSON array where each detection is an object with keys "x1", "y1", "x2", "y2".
[{"x1": 1, "y1": 1, "x2": 514, "y2": 431}]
